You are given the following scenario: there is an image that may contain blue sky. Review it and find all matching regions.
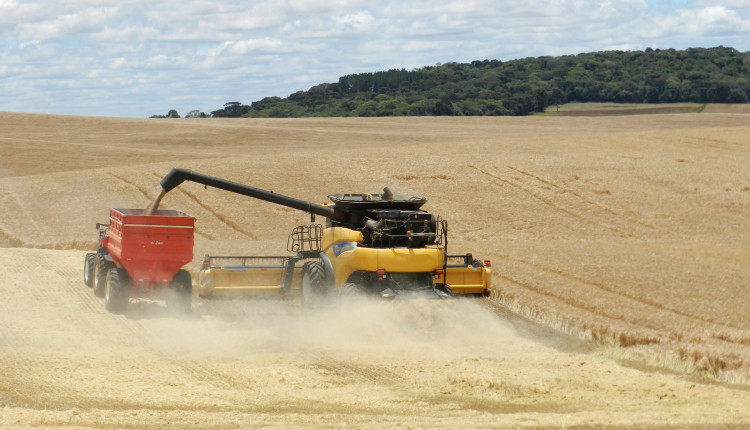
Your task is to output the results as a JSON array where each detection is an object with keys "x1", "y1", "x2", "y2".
[{"x1": 0, "y1": 0, "x2": 748, "y2": 117}]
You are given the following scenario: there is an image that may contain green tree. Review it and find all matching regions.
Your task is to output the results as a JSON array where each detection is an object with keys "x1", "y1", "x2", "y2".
[
  {"x1": 430, "y1": 96, "x2": 455, "y2": 116},
  {"x1": 211, "y1": 102, "x2": 250, "y2": 117},
  {"x1": 193, "y1": 46, "x2": 750, "y2": 118}
]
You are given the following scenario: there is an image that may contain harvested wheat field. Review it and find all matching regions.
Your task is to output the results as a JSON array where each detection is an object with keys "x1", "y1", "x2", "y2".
[{"x1": 0, "y1": 111, "x2": 749, "y2": 429}]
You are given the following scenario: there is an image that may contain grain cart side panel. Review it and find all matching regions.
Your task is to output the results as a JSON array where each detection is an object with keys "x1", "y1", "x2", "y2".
[{"x1": 105, "y1": 208, "x2": 194, "y2": 285}]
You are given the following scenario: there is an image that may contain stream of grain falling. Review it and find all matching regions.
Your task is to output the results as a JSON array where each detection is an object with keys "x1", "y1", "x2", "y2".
[{"x1": 143, "y1": 188, "x2": 166, "y2": 215}]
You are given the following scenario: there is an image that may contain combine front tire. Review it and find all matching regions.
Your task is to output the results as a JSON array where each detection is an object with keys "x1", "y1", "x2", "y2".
[
  {"x1": 104, "y1": 268, "x2": 130, "y2": 314},
  {"x1": 166, "y1": 269, "x2": 192, "y2": 314},
  {"x1": 83, "y1": 253, "x2": 95, "y2": 287},
  {"x1": 301, "y1": 262, "x2": 330, "y2": 307}
]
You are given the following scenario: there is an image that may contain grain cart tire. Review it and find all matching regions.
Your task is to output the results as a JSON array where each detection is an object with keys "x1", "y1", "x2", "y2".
[
  {"x1": 301, "y1": 262, "x2": 329, "y2": 308},
  {"x1": 83, "y1": 253, "x2": 96, "y2": 287},
  {"x1": 93, "y1": 254, "x2": 111, "y2": 298},
  {"x1": 166, "y1": 269, "x2": 192, "y2": 314},
  {"x1": 104, "y1": 267, "x2": 130, "y2": 314}
]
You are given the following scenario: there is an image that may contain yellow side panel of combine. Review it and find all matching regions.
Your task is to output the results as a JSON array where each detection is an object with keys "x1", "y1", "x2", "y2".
[
  {"x1": 321, "y1": 227, "x2": 364, "y2": 251},
  {"x1": 329, "y1": 247, "x2": 444, "y2": 286}
]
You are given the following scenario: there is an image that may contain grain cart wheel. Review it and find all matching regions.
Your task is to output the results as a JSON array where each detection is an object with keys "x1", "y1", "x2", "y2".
[
  {"x1": 301, "y1": 262, "x2": 330, "y2": 308},
  {"x1": 166, "y1": 269, "x2": 192, "y2": 314},
  {"x1": 104, "y1": 267, "x2": 130, "y2": 314},
  {"x1": 93, "y1": 254, "x2": 111, "y2": 298},
  {"x1": 83, "y1": 253, "x2": 96, "y2": 287}
]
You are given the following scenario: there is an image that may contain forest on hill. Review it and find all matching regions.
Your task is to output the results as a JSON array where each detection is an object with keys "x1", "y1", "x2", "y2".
[{"x1": 157, "y1": 46, "x2": 750, "y2": 118}]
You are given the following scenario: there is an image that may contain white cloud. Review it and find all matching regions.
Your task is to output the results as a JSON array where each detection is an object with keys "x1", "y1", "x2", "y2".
[
  {"x1": 109, "y1": 57, "x2": 128, "y2": 70},
  {"x1": 648, "y1": 5, "x2": 747, "y2": 38},
  {"x1": 0, "y1": 0, "x2": 748, "y2": 117},
  {"x1": 334, "y1": 11, "x2": 375, "y2": 33},
  {"x1": 222, "y1": 38, "x2": 288, "y2": 55},
  {"x1": 694, "y1": 0, "x2": 750, "y2": 10}
]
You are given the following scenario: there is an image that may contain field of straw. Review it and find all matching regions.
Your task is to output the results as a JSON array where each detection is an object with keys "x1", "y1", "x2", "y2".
[{"x1": 0, "y1": 110, "x2": 748, "y2": 428}]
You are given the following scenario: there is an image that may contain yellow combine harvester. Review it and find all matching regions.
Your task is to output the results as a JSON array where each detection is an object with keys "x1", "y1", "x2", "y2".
[{"x1": 155, "y1": 168, "x2": 491, "y2": 304}]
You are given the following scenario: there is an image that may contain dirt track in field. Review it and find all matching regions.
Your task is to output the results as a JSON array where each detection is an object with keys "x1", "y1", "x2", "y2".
[{"x1": 0, "y1": 111, "x2": 749, "y2": 428}]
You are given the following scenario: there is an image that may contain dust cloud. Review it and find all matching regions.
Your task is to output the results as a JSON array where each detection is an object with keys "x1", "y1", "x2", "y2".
[{"x1": 143, "y1": 298, "x2": 519, "y2": 360}]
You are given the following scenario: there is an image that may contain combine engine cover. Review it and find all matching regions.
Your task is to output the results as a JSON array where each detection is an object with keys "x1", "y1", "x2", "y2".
[
  {"x1": 325, "y1": 191, "x2": 441, "y2": 249},
  {"x1": 360, "y1": 210, "x2": 438, "y2": 248}
]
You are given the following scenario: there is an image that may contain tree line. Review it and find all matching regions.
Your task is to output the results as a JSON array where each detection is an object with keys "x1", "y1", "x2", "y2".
[{"x1": 153, "y1": 46, "x2": 750, "y2": 118}]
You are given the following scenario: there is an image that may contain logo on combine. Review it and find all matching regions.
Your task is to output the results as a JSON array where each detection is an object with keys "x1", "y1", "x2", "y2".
[
  {"x1": 332, "y1": 241, "x2": 357, "y2": 257},
  {"x1": 150, "y1": 240, "x2": 164, "y2": 246}
]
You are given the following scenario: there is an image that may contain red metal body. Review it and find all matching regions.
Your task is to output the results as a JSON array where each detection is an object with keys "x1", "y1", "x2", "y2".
[{"x1": 102, "y1": 208, "x2": 194, "y2": 286}]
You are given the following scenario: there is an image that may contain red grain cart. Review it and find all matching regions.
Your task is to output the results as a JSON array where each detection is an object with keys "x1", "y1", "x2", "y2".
[{"x1": 83, "y1": 208, "x2": 195, "y2": 314}]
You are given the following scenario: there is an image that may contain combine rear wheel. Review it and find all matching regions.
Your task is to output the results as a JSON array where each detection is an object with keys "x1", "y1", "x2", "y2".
[
  {"x1": 339, "y1": 282, "x2": 367, "y2": 304},
  {"x1": 339, "y1": 282, "x2": 365, "y2": 300},
  {"x1": 301, "y1": 262, "x2": 330, "y2": 307},
  {"x1": 166, "y1": 269, "x2": 192, "y2": 314},
  {"x1": 93, "y1": 254, "x2": 112, "y2": 298},
  {"x1": 104, "y1": 268, "x2": 130, "y2": 314},
  {"x1": 340, "y1": 282, "x2": 365, "y2": 296},
  {"x1": 83, "y1": 253, "x2": 95, "y2": 287}
]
